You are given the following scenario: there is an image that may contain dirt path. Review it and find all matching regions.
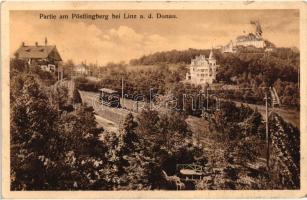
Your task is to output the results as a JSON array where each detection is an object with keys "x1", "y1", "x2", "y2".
[{"x1": 95, "y1": 115, "x2": 119, "y2": 132}]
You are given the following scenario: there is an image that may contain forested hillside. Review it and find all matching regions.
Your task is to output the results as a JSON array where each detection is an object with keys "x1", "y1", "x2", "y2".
[
  {"x1": 74, "y1": 47, "x2": 299, "y2": 109},
  {"x1": 10, "y1": 55, "x2": 300, "y2": 190},
  {"x1": 129, "y1": 47, "x2": 299, "y2": 109}
]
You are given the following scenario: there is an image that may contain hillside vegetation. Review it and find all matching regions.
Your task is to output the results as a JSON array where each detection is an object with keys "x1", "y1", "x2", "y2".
[
  {"x1": 10, "y1": 59, "x2": 205, "y2": 190},
  {"x1": 76, "y1": 47, "x2": 299, "y2": 109},
  {"x1": 10, "y1": 52, "x2": 300, "y2": 190}
]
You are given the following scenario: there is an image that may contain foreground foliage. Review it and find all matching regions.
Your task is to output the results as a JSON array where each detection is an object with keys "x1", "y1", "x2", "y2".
[
  {"x1": 10, "y1": 60, "x2": 204, "y2": 190},
  {"x1": 10, "y1": 59, "x2": 300, "y2": 190}
]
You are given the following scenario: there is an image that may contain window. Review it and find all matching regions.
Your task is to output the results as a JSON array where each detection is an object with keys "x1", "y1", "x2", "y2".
[{"x1": 48, "y1": 64, "x2": 56, "y2": 72}]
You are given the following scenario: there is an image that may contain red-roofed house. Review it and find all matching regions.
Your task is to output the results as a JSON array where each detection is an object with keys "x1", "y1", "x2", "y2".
[{"x1": 15, "y1": 38, "x2": 63, "y2": 79}]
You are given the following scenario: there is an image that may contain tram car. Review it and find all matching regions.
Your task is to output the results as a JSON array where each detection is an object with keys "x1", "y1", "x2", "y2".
[{"x1": 99, "y1": 88, "x2": 121, "y2": 107}]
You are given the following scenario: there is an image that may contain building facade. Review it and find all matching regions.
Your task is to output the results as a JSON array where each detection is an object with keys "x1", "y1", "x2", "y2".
[
  {"x1": 15, "y1": 38, "x2": 63, "y2": 79},
  {"x1": 186, "y1": 50, "x2": 219, "y2": 85},
  {"x1": 222, "y1": 34, "x2": 266, "y2": 53},
  {"x1": 72, "y1": 64, "x2": 91, "y2": 76},
  {"x1": 221, "y1": 21, "x2": 269, "y2": 53},
  {"x1": 234, "y1": 34, "x2": 265, "y2": 48}
]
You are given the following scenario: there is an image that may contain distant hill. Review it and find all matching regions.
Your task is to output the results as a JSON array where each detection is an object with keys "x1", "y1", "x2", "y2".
[
  {"x1": 129, "y1": 47, "x2": 299, "y2": 67},
  {"x1": 129, "y1": 48, "x2": 212, "y2": 65}
]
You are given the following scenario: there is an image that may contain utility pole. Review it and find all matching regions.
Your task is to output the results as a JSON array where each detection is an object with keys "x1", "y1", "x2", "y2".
[
  {"x1": 197, "y1": 127, "x2": 201, "y2": 148},
  {"x1": 264, "y1": 92, "x2": 270, "y2": 170},
  {"x1": 121, "y1": 76, "x2": 124, "y2": 107},
  {"x1": 206, "y1": 88, "x2": 209, "y2": 110},
  {"x1": 182, "y1": 94, "x2": 186, "y2": 111},
  {"x1": 149, "y1": 88, "x2": 153, "y2": 110}
]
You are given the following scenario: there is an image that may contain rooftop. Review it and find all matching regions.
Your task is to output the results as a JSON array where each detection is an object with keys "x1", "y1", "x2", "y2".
[
  {"x1": 236, "y1": 33, "x2": 263, "y2": 42},
  {"x1": 15, "y1": 44, "x2": 62, "y2": 61}
]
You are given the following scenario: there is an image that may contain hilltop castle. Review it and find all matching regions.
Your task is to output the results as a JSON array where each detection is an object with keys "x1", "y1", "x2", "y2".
[{"x1": 222, "y1": 21, "x2": 269, "y2": 53}]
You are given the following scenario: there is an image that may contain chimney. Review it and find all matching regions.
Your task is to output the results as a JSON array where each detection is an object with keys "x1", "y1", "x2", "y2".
[
  {"x1": 45, "y1": 37, "x2": 48, "y2": 46},
  {"x1": 35, "y1": 42, "x2": 38, "y2": 46},
  {"x1": 21, "y1": 42, "x2": 25, "y2": 47}
]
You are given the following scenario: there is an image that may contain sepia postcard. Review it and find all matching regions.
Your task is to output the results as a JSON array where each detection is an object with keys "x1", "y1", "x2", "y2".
[{"x1": 1, "y1": 1, "x2": 307, "y2": 199}]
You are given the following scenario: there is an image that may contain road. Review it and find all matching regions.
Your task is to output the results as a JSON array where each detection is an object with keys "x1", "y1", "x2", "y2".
[{"x1": 226, "y1": 100, "x2": 299, "y2": 128}]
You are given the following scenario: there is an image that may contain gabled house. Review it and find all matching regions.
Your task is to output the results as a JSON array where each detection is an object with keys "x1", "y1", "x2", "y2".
[{"x1": 15, "y1": 38, "x2": 63, "y2": 79}]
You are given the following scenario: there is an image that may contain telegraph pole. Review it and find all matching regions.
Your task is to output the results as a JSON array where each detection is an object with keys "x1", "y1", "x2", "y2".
[
  {"x1": 149, "y1": 88, "x2": 153, "y2": 110},
  {"x1": 121, "y1": 76, "x2": 124, "y2": 108},
  {"x1": 264, "y1": 92, "x2": 270, "y2": 170},
  {"x1": 206, "y1": 88, "x2": 209, "y2": 110},
  {"x1": 119, "y1": 76, "x2": 125, "y2": 107},
  {"x1": 121, "y1": 77, "x2": 124, "y2": 99}
]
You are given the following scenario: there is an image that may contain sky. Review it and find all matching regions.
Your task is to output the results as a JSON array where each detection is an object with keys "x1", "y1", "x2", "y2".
[{"x1": 10, "y1": 10, "x2": 299, "y2": 65}]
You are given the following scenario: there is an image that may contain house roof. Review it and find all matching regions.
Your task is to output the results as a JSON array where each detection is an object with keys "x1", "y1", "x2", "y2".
[
  {"x1": 192, "y1": 55, "x2": 206, "y2": 61},
  {"x1": 15, "y1": 45, "x2": 62, "y2": 61}
]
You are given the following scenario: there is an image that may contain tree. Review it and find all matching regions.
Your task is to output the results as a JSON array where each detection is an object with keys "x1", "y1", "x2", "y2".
[
  {"x1": 136, "y1": 107, "x2": 203, "y2": 179},
  {"x1": 72, "y1": 88, "x2": 82, "y2": 104},
  {"x1": 47, "y1": 84, "x2": 71, "y2": 111},
  {"x1": 10, "y1": 71, "x2": 107, "y2": 190},
  {"x1": 268, "y1": 113, "x2": 300, "y2": 189},
  {"x1": 63, "y1": 59, "x2": 75, "y2": 78},
  {"x1": 10, "y1": 58, "x2": 27, "y2": 77},
  {"x1": 11, "y1": 75, "x2": 61, "y2": 190},
  {"x1": 122, "y1": 113, "x2": 138, "y2": 153},
  {"x1": 56, "y1": 105, "x2": 106, "y2": 190}
]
